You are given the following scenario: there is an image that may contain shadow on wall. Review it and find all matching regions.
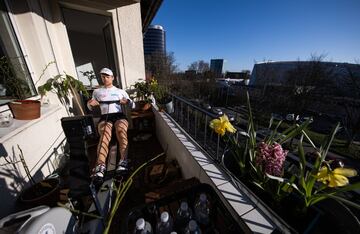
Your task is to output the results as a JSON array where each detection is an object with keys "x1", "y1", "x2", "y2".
[
  {"x1": 0, "y1": 142, "x2": 68, "y2": 218},
  {"x1": 0, "y1": 144, "x2": 40, "y2": 218}
]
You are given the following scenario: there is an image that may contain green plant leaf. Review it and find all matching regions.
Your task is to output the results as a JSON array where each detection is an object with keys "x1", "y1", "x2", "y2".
[
  {"x1": 327, "y1": 182, "x2": 360, "y2": 195},
  {"x1": 320, "y1": 122, "x2": 341, "y2": 165},
  {"x1": 103, "y1": 152, "x2": 165, "y2": 234},
  {"x1": 326, "y1": 194, "x2": 360, "y2": 210},
  {"x1": 298, "y1": 134, "x2": 307, "y2": 191},
  {"x1": 301, "y1": 129, "x2": 317, "y2": 149},
  {"x1": 265, "y1": 173, "x2": 301, "y2": 193},
  {"x1": 277, "y1": 119, "x2": 311, "y2": 144}
]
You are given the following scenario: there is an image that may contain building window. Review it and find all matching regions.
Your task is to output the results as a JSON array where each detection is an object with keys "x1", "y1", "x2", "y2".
[{"x1": 0, "y1": 1, "x2": 36, "y2": 104}]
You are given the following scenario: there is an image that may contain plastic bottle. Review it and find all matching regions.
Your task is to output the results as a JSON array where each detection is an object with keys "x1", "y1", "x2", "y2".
[
  {"x1": 134, "y1": 218, "x2": 152, "y2": 234},
  {"x1": 184, "y1": 220, "x2": 202, "y2": 234},
  {"x1": 156, "y1": 211, "x2": 174, "y2": 234},
  {"x1": 175, "y1": 201, "x2": 193, "y2": 232},
  {"x1": 194, "y1": 193, "x2": 210, "y2": 226}
]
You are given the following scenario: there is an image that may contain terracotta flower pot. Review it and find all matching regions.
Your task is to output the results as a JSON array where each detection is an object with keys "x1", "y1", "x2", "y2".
[
  {"x1": 9, "y1": 100, "x2": 41, "y2": 120},
  {"x1": 136, "y1": 101, "x2": 152, "y2": 111},
  {"x1": 142, "y1": 102, "x2": 152, "y2": 111}
]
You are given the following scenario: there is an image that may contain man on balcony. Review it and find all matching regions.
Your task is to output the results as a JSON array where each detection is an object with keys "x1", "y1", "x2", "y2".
[{"x1": 87, "y1": 68, "x2": 134, "y2": 183}]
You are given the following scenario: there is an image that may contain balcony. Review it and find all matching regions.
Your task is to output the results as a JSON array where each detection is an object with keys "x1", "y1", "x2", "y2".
[{"x1": 1, "y1": 94, "x2": 359, "y2": 233}]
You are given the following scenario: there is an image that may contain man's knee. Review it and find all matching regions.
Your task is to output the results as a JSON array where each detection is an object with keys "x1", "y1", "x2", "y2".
[
  {"x1": 98, "y1": 121, "x2": 113, "y2": 133},
  {"x1": 115, "y1": 119, "x2": 128, "y2": 132}
]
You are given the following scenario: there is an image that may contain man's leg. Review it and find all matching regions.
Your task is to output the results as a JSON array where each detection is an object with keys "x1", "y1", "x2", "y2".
[
  {"x1": 92, "y1": 121, "x2": 113, "y2": 180},
  {"x1": 97, "y1": 121, "x2": 113, "y2": 165},
  {"x1": 114, "y1": 119, "x2": 129, "y2": 171}
]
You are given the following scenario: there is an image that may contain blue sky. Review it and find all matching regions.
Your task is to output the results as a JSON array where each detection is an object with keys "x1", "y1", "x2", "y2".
[{"x1": 151, "y1": 0, "x2": 360, "y2": 72}]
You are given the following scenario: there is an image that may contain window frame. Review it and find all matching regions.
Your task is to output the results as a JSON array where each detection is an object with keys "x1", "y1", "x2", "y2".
[{"x1": 0, "y1": 0, "x2": 37, "y2": 106}]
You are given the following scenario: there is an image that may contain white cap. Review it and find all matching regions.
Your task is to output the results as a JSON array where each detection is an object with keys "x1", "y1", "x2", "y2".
[
  {"x1": 100, "y1": 67, "x2": 113, "y2": 76},
  {"x1": 135, "y1": 218, "x2": 145, "y2": 230},
  {"x1": 160, "y1": 211, "x2": 169, "y2": 223}
]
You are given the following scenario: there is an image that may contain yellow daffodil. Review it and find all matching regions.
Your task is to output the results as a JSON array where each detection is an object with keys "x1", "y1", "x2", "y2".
[
  {"x1": 150, "y1": 78, "x2": 158, "y2": 85},
  {"x1": 209, "y1": 114, "x2": 236, "y2": 136},
  {"x1": 316, "y1": 166, "x2": 357, "y2": 187}
]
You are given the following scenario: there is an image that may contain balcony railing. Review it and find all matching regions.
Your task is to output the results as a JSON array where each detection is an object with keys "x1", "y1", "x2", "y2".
[{"x1": 169, "y1": 94, "x2": 247, "y2": 162}]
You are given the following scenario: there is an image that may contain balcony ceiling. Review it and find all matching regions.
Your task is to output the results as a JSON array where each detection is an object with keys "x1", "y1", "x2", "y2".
[
  {"x1": 60, "y1": 0, "x2": 163, "y2": 32},
  {"x1": 141, "y1": 0, "x2": 163, "y2": 32},
  {"x1": 60, "y1": 0, "x2": 140, "y2": 10}
]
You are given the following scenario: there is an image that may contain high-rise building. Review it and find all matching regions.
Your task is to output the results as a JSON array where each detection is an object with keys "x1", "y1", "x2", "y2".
[
  {"x1": 143, "y1": 25, "x2": 166, "y2": 55},
  {"x1": 210, "y1": 59, "x2": 224, "y2": 77}
]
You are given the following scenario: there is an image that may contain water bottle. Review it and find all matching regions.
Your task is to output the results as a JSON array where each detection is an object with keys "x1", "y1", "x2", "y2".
[
  {"x1": 156, "y1": 211, "x2": 173, "y2": 234},
  {"x1": 194, "y1": 193, "x2": 210, "y2": 226},
  {"x1": 134, "y1": 218, "x2": 152, "y2": 234},
  {"x1": 175, "y1": 201, "x2": 192, "y2": 232},
  {"x1": 184, "y1": 220, "x2": 202, "y2": 234}
]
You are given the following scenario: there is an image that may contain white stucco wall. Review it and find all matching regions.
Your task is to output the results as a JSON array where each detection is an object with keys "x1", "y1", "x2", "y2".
[{"x1": 112, "y1": 3, "x2": 146, "y2": 89}]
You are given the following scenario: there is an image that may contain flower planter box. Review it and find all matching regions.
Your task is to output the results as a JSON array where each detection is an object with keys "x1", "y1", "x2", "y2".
[{"x1": 221, "y1": 150, "x2": 360, "y2": 233}]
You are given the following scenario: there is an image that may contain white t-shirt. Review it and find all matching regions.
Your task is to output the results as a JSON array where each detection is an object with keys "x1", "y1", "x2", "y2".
[{"x1": 87, "y1": 86, "x2": 134, "y2": 115}]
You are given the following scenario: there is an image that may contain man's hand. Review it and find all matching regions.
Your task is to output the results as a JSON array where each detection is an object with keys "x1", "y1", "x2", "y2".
[
  {"x1": 120, "y1": 98, "x2": 128, "y2": 105},
  {"x1": 88, "y1": 99, "x2": 99, "y2": 106}
]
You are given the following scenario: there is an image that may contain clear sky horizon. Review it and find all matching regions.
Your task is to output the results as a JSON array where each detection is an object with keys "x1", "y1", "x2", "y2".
[{"x1": 151, "y1": 0, "x2": 360, "y2": 72}]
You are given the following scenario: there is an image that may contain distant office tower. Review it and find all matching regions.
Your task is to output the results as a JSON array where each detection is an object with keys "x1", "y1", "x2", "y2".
[
  {"x1": 210, "y1": 59, "x2": 224, "y2": 77},
  {"x1": 143, "y1": 25, "x2": 166, "y2": 55}
]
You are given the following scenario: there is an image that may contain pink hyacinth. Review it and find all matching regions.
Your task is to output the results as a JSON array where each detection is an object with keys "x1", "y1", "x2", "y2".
[{"x1": 256, "y1": 142, "x2": 288, "y2": 176}]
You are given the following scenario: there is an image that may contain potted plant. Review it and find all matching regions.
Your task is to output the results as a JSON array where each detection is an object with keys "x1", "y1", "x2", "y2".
[
  {"x1": 81, "y1": 70, "x2": 96, "y2": 88},
  {"x1": 10, "y1": 145, "x2": 62, "y2": 209},
  {"x1": 133, "y1": 79, "x2": 153, "y2": 111},
  {"x1": 150, "y1": 79, "x2": 173, "y2": 113},
  {"x1": 0, "y1": 56, "x2": 40, "y2": 120},
  {"x1": 37, "y1": 73, "x2": 89, "y2": 116}
]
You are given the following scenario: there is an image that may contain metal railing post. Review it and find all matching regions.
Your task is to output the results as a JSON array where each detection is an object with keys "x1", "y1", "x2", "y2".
[
  {"x1": 176, "y1": 99, "x2": 181, "y2": 120},
  {"x1": 204, "y1": 115, "x2": 208, "y2": 147},
  {"x1": 187, "y1": 105, "x2": 190, "y2": 131},
  {"x1": 216, "y1": 134, "x2": 220, "y2": 162},
  {"x1": 194, "y1": 110, "x2": 197, "y2": 139},
  {"x1": 181, "y1": 101, "x2": 184, "y2": 126}
]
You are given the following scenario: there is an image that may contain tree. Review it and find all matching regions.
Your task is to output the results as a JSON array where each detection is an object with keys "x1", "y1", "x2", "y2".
[
  {"x1": 341, "y1": 63, "x2": 360, "y2": 147},
  {"x1": 283, "y1": 54, "x2": 336, "y2": 115},
  {"x1": 144, "y1": 51, "x2": 179, "y2": 96},
  {"x1": 342, "y1": 103, "x2": 360, "y2": 147},
  {"x1": 187, "y1": 60, "x2": 210, "y2": 74},
  {"x1": 145, "y1": 51, "x2": 178, "y2": 82}
]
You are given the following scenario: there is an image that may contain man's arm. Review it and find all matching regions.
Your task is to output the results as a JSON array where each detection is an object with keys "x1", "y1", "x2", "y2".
[
  {"x1": 120, "y1": 90, "x2": 135, "y2": 109},
  {"x1": 87, "y1": 90, "x2": 99, "y2": 110}
]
